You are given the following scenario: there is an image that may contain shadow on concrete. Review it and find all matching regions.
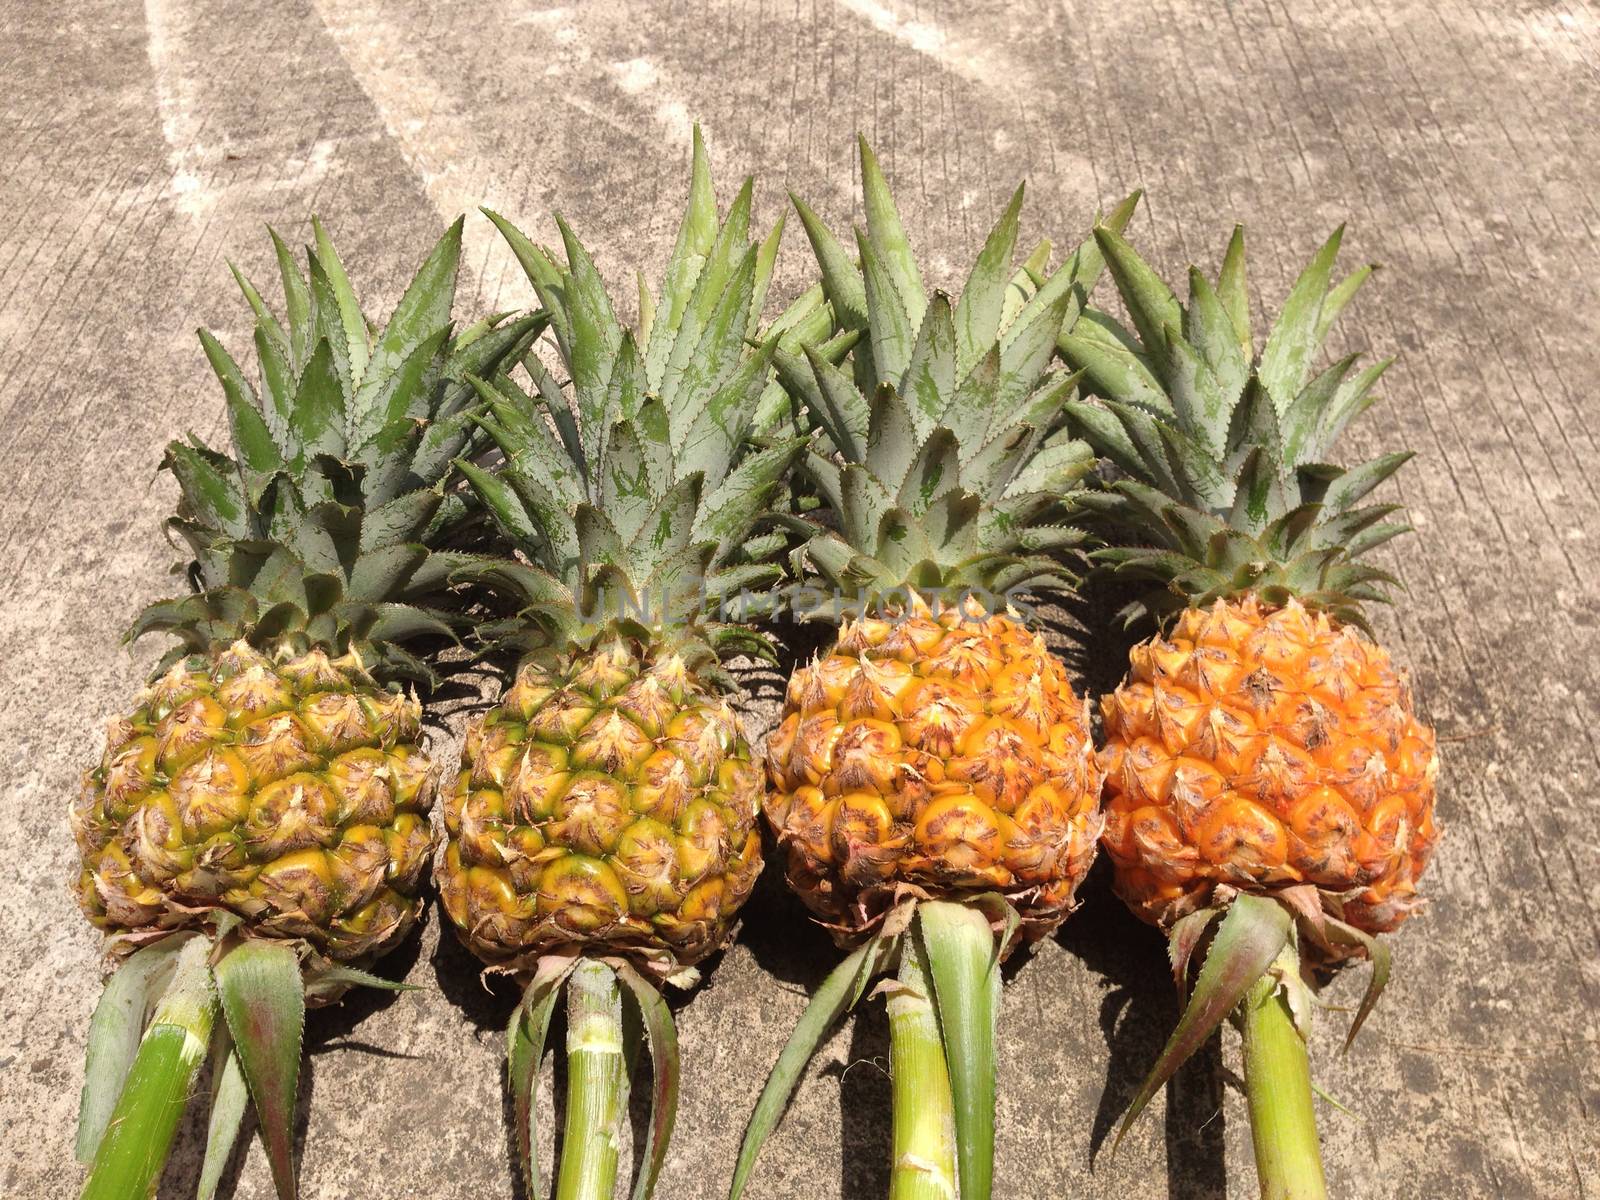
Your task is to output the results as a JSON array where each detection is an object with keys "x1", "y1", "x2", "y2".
[
  {"x1": 1056, "y1": 862, "x2": 1228, "y2": 1200},
  {"x1": 1044, "y1": 574, "x2": 1230, "y2": 1199},
  {"x1": 830, "y1": 998, "x2": 892, "y2": 1199}
]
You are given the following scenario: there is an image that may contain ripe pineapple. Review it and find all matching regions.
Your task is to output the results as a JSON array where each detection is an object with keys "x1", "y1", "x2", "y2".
[
  {"x1": 1061, "y1": 223, "x2": 1440, "y2": 1196},
  {"x1": 72, "y1": 220, "x2": 540, "y2": 1200},
  {"x1": 734, "y1": 141, "x2": 1132, "y2": 1200},
  {"x1": 440, "y1": 131, "x2": 814, "y2": 1200}
]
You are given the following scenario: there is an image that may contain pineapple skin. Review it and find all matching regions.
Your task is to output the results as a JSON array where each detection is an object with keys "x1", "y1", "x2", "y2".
[
  {"x1": 1099, "y1": 596, "x2": 1439, "y2": 945},
  {"x1": 70, "y1": 641, "x2": 437, "y2": 963},
  {"x1": 765, "y1": 603, "x2": 1104, "y2": 944},
  {"x1": 440, "y1": 642, "x2": 764, "y2": 973}
]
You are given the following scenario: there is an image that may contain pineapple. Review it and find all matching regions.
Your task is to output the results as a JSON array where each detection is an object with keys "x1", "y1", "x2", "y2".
[
  {"x1": 1061, "y1": 223, "x2": 1440, "y2": 1196},
  {"x1": 71, "y1": 220, "x2": 540, "y2": 1200},
  {"x1": 439, "y1": 130, "x2": 814, "y2": 1200},
  {"x1": 733, "y1": 141, "x2": 1133, "y2": 1200}
]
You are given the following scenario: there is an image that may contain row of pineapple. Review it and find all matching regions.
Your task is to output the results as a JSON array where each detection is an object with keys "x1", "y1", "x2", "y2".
[{"x1": 70, "y1": 132, "x2": 1438, "y2": 1200}]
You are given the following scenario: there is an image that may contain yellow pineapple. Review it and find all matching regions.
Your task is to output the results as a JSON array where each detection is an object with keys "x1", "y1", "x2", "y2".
[
  {"x1": 766, "y1": 598, "x2": 1100, "y2": 944},
  {"x1": 1062, "y1": 223, "x2": 1440, "y2": 1197},
  {"x1": 439, "y1": 131, "x2": 816, "y2": 1200},
  {"x1": 72, "y1": 220, "x2": 540, "y2": 1200},
  {"x1": 734, "y1": 140, "x2": 1134, "y2": 1200}
]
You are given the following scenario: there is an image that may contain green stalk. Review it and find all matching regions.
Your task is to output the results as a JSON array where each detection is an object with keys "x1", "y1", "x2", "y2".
[
  {"x1": 555, "y1": 960, "x2": 626, "y2": 1200},
  {"x1": 1239, "y1": 972, "x2": 1327, "y2": 1200},
  {"x1": 81, "y1": 936, "x2": 217, "y2": 1200},
  {"x1": 887, "y1": 938, "x2": 957, "y2": 1200}
]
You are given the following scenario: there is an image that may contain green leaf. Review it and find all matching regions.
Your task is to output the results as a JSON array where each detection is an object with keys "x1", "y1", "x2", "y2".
[
  {"x1": 991, "y1": 290, "x2": 1071, "y2": 435},
  {"x1": 858, "y1": 136, "x2": 926, "y2": 329},
  {"x1": 901, "y1": 292, "x2": 959, "y2": 437},
  {"x1": 360, "y1": 489, "x2": 442, "y2": 554},
  {"x1": 693, "y1": 439, "x2": 803, "y2": 559},
  {"x1": 197, "y1": 1032, "x2": 249, "y2": 1200},
  {"x1": 645, "y1": 125, "x2": 720, "y2": 386},
  {"x1": 728, "y1": 931, "x2": 897, "y2": 1200},
  {"x1": 897, "y1": 427, "x2": 961, "y2": 517},
  {"x1": 163, "y1": 441, "x2": 249, "y2": 538},
  {"x1": 604, "y1": 330, "x2": 648, "y2": 429},
  {"x1": 1114, "y1": 895, "x2": 1292, "y2": 1151},
  {"x1": 1058, "y1": 320, "x2": 1170, "y2": 416},
  {"x1": 839, "y1": 463, "x2": 896, "y2": 554},
  {"x1": 1003, "y1": 438, "x2": 1092, "y2": 500},
  {"x1": 269, "y1": 229, "x2": 313, "y2": 372},
  {"x1": 229, "y1": 262, "x2": 290, "y2": 364},
  {"x1": 79, "y1": 936, "x2": 217, "y2": 1200},
  {"x1": 509, "y1": 958, "x2": 578, "y2": 1200},
  {"x1": 1228, "y1": 446, "x2": 1290, "y2": 535},
  {"x1": 302, "y1": 964, "x2": 420, "y2": 1001},
  {"x1": 615, "y1": 963, "x2": 681, "y2": 1200},
  {"x1": 553, "y1": 215, "x2": 626, "y2": 457},
  {"x1": 665, "y1": 247, "x2": 760, "y2": 444},
  {"x1": 865, "y1": 384, "x2": 920, "y2": 495},
  {"x1": 349, "y1": 326, "x2": 450, "y2": 454},
  {"x1": 1094, "y1": 226, "x2": 1181, "y2": 363},
  {"x1": 214, "y1": 940, "x2": 306, "y2": 1200},
  {"x1": 1315, "y1": 263, "x2": 1375, "y2": 347},
  {"x1": 601, "y1": 420, "x2": 657, "y2": 543},
  {"x1": 859, "y1": 229, "x2": 915, "y2": 387},
  {"x1": 1259, "y1": 226, "x2": 1344, "y2": 413},
  {"x1": 457, "y1": 458, "x2": 544, "y2": 558},
  {"x1": 675, "y1": 339, "x2": 773, "y2": 489},
  {"x1": 1318, "y1": 451, "x2": 1413, "y2": 515},
  {"x1": 197, "y1": 330, "x2": 282, "y2": 503},
  {"x1": 659, "y1": 179, "x2": 756, "y2": 406},
  {"x1": 792, "y1": 193, "x2": 868, "y2": 332},
  {"x1": 953, "y1": 185, "x2": 1024, "y2": 374},
  {"x1": 804, "y1": 344, "x2": 869, "y2": 463},
  {"x1": 251, "y1": 324, "x2": 299, "y2": 460},
  {"x1": 353, "y1": 217, "x2": 462, "y2": 427},
  {"x1": 1184, "y1": 267, "x2": 1250, "y2": 410},
  {"x1": 917, "y1": 901, "x2": 1002, "y2": 1200},
  {"x1": 310, "y1": 217, "x2": 370, "y2": 388},
  {"x1": 1323, "y1": 917, "x2": 1393, "y2": 1052},
  {"x1": 625, "y1": 476, "x2": 702, "y2": 583},
  {"x1": 942, "y1": 343, "x2": 1000, "y2": 452},
  {"x1": 289, "y1": 339, "x2": 347, "y2": 464},
  {"x1": 76, "y1": 935, "x2": 196, "y2": 1162},
  {"x1": 346, "y1": 543, "x2": 426, "y2": 602},
  {"x1": 1216, "y1": 225, "x2": 1252, "y2": 364},
  {"x1": 1311, "y1": 357, "x2": 1393, "y2": 461},
  {"x1": 1278, "y1": 353, "x2": 1361, "y2": 470},
  {"x1": 1163, "y1": 327, "x2": 1232, "y2": 458},
  {"x1": 749, "y1": 214, "x2": 785, "y2": 340}
]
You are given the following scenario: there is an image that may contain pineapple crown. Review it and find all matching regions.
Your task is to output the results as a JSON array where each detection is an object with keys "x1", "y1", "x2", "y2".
[
  {"x1": 457, "y1": 130, "x2": 810, "y2": 674},
  {"x1": 1062, "y1": 225, "x2": 1411, "y2": 630},
  {"x1": 774, "y1": 138, "x2": 1137, "y2": 610},
  {"x1": 130, "y1": 219, "x2": 544, "y2": 682}
]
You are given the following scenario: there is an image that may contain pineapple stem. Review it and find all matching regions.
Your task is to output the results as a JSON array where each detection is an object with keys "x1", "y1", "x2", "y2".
[
  {"x1": 1239, "y1": 972, "x2": 1327, "y2": 1200},
  {"x1": 556, "y1": 960, "x2": 627, "y2": 1200},
  {"x1": 887, "y1": 936, "x2": 958, "y2": 1200},
  {"x1": 80, "y1": 936, "x2": 217, "y2": 1200}
]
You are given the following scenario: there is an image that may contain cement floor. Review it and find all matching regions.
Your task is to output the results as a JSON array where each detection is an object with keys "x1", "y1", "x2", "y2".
[{"x1": 2, "y1": 1, "x2": 1597, "y2": 1197}]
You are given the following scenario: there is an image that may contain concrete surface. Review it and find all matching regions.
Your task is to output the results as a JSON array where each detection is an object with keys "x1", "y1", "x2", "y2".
[{"x1": 3, "y1": 1, "x2": 1598, "y2": 1197}]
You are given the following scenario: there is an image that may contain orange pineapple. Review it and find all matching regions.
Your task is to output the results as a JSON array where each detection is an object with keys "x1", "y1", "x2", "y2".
[
  {"x1": 1062, "y1": 223, "x2": 1440, "y2": 1197},
  {"x1": 767, "y1": 597, "x2": 1102, "y2": 944},
  {"x1": 1101, "y1": 595, "x2": 1436, "y2": 942},
  {"x1": 734, "y1": 141, "x2": 1132, "y2": 1200}
]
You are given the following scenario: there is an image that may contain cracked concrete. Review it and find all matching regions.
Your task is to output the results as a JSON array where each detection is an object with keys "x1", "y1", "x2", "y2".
[{"x1": 2, "y1": 1, "x2": 1598, "y2": 1197}]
